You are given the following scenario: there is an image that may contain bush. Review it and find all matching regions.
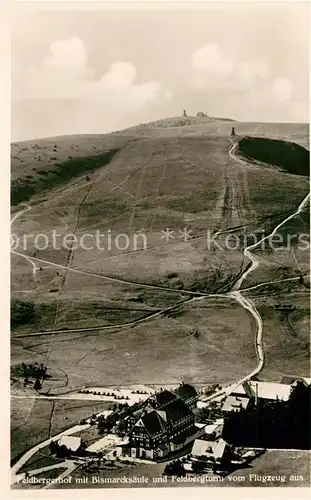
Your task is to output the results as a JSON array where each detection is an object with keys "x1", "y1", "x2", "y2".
[{"x1": 167, "y1": 272, "x2": 179, "y2": 279}]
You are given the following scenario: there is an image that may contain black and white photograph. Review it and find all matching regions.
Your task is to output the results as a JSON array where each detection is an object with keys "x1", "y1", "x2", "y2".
[{"x1": 9, "y1": 0, "x2": 310, "y2": 492}]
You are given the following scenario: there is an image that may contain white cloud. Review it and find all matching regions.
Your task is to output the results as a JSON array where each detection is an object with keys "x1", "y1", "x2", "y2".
[
  {"x1": 187, "y1": 42, "x2": 304, "y2": 123},
  {"x1": 43, "y1": 36, "x2": 90, "y2": 79},
  {"x1": 83, "y1": 61, "x2": 162, "y2": 111},
  {"x1": 238, "y1": 58, "x2": 269, "y2": 83},
  {"x1": 191, "y1": 44, "x2": 272, "y2": 94},
  {"x1": 192, "y1": 44, "x2": 234, "y2": 76},
  {"x1": 13, "y1": 37, "x2": 93, "y2": 99},
  {"x1": 99, "y1": 61, "x2": 137, "y2": 90},
  {"x1": 190, "y1": 44, "x2": 299, "y2": 120},
  {"x1": 12, "y1": 37, "x2": 171, "y2": 138},
  {"x1": 272, "y1": 77, "x2": 293, "y2": 102},
  {"x1": 13, "y1": 37, "x2": 166, "y2": 110},
  {"x1": 192, "y1": 44, "x2": 235, "y2": 89}
]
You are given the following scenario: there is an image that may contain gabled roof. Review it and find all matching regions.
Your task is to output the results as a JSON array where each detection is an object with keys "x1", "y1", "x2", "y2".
[
  {"x1": 204, "y1": 423, "x2": 223, "y2": 435},
  {"x1": 175, "y1": 383, "x2": 198, "y2": 402},
  {"x1": 214, "y1": 438, "x2": 227, "y2": 460},
  {"x1": 191, "y1": 438, "x2": 228, "y2": 460},
  {"x1": 191, "y1": 439, "x2": 215, "y2": 457},
  {"x1": 140, "y1": 410, "x2": 167, "y2": 437},
  {"x1": 147, "y1": 389, "x2": 177, "y2": 409},
  {"x1": 131, "y1": 397, "x2": 193, "y2": 438},
  {"x1": 133, "y1": 408, "x2": 145, "y2": 418},
  {"x1": 161, "y1": 398, "x2": 193, "y2": 424}
]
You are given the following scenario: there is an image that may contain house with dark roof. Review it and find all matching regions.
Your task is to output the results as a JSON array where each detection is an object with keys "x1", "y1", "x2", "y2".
[
  {"x1": 147, "y1": 389, "x2": 177, "y2": 409},
  {"x1": 174, "y1": 382, "x2": 198, "y2": 408},
  {"x1": 125, "y1": 391, "x2": 197, "y2": 459}
]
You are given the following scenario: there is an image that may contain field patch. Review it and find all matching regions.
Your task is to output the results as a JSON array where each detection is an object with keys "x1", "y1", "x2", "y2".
[{"x1": 12, "y1": 296, "x2": 257, "y2": 393}]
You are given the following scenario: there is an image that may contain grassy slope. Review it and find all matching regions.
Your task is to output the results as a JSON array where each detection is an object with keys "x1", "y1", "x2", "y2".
[
  {"x1": 11, "y1": 398, "x2": 111, "y2": 462},
  {"x1": 11, "y1": 297, "x2": 156, "y2": 333},
  {"x1": 11, "y1": 117, "x2": 310, "y2": 468},
  {"x1": 12, "y1": 296, "x2": 257, "y2": 393},
  {"x1": 11, "y1": 118, "x2": 309, "y2": 329}
]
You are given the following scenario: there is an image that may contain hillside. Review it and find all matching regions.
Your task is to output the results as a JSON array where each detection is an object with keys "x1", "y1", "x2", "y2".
[{"x1": 11, "y1": 116, "x2": 310, "y2": 394}]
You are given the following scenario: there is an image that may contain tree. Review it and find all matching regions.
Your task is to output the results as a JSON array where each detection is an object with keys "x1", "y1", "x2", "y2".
[
  {"x1": 97, "y1": 416, "x2": 106, "y2": 435},
  {"x1": 34, "y1": 378, "x2": 42, "y2": 391},
  {"x1": 164, "y1": 459, "x2": 186, "y2": 477},
  {"x1": 57, "y1": 444, "x2": 70, "y2": 458},
  {"x1": 192, "y1": 460, "x2": 206, "y2": 473},
  {"x1": 115, "y1": 419, "x2": 127, "y2": 436},
  {"x1": 49, "y1": 440, "x2": 59, "y2": 455}
]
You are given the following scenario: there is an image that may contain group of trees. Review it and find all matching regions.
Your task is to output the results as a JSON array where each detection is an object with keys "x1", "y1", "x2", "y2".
[
  {"x1": 49, "y1": 440, "x2": 92, "y2": 458},
  {"x1": 204, "y1": 384, "x2": 222, "y2": 397},
  {"x1": 223, "y1": 381, "x2": 311, "y2": 449},
  {"x1": 12, "y1": 361, "x2": 48, "y2": 391},
  {"x1": 164, "y1": 458, "x2": 187, "y2": 477},
  {"x1": 97, "y1": 400, "x2": 144, "y2": 436},
  {"x1": 97, "y1": 412, "x2": 119, "y2": 435},
  {"x1": 78, "y1": 389, "x2": 130, "y2": 400},
  {"x1": 13, "y1": 361, "x2": 47, "y2": 379},
  {"x1": 195, "y1": 400, "x2": 223, "y2": 423}
]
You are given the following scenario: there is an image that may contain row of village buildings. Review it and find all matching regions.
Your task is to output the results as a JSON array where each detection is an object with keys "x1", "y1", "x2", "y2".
[
  {"x1": 58, "y1": 376, "x2": 310, "y2": 465},
  {"x1": 120, "y1": 375, "x2": 311, "y2": 461}
]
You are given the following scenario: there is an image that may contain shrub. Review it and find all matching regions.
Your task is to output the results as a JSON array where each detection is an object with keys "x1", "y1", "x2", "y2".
[{"x1": 167, "y1": 272, "x2": 178, "y2": 279}]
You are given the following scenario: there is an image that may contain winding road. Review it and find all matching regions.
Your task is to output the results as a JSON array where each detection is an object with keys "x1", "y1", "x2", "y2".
[{"x1": 201, "y1": 140, "x2": 310, "y2": 401}]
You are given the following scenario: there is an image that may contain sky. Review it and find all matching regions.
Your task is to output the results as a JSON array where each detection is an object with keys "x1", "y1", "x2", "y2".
[{"x1": 11, "y1": 2, "x2": 309, "y2": 141}]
